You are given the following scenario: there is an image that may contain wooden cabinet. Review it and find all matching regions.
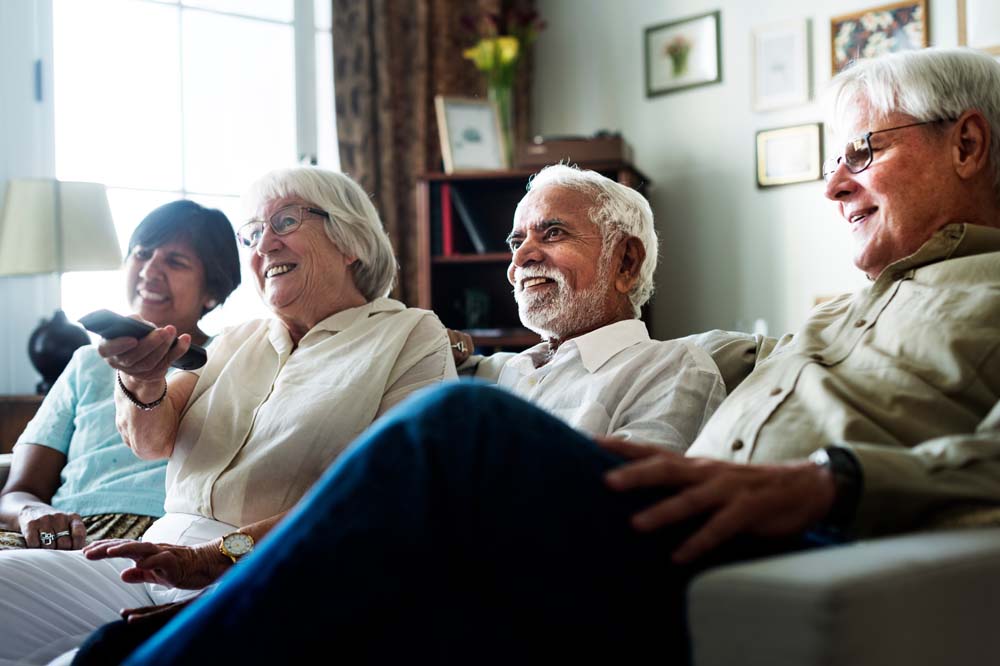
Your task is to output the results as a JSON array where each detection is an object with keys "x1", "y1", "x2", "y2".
[
  {"x1": 0, "y1": 395, "x2": 43, "y2": 454},
  {"x1": 415, "y1": 162, "x2": 649, "y2": 350}
]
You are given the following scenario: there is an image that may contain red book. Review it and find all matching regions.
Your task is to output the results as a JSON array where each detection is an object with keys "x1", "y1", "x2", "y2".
[{"x1": 440, "y1": 183, "x2": 454, "y2": 256}]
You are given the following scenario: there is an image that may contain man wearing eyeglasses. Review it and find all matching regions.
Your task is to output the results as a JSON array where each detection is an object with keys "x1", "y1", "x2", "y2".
[{"x1": 96, "y1": 47, "x2": 1000, "y2": 666}]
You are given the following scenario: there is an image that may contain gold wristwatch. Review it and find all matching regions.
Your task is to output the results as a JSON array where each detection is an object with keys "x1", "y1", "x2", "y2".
[{"x1": 219, "y1": 531, "x2": 255, "y2": 564}]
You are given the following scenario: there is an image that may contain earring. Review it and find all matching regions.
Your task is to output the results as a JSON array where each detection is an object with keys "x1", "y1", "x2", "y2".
[{"x1": 205, "y1": 299, "x2": 218, "y2": 309}]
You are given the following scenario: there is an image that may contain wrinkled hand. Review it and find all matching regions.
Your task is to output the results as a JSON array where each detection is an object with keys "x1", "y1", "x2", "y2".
[
  {"x1": 599, "y1": 438, "x2": 835, "y2": 564},
  {"x1": 120, "y1": 594, "x2": 203, "y2": 625},
  {"x1": 447, "y1": 329, "x2": 474, "y2": 366},
  {"x1": 96, "y1": 319, "x2": 190, "y2": 395},
  {"x1": 83, "y1": 538, "x2": 229, "y2": 590},
  {"x1": 18, "y1": 504, "x2": 86, "y2": 550}
]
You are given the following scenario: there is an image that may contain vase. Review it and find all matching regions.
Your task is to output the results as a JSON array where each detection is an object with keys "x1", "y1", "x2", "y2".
[{"x1": 488, "y1": 82, "x2": 515, "y2": 168}]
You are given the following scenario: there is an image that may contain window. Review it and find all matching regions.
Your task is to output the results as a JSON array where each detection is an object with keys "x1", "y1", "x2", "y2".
[{"x1": 53, "y1": 0, "x2": 337, "y2": 333}]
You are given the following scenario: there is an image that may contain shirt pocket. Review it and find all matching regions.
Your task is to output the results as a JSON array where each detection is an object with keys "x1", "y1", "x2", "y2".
[{"x1": 549, "y1": 403, "x2": 612, "y2": 438}]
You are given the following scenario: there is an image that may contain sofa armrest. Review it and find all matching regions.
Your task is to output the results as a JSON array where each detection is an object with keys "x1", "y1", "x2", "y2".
[
  {"x1": 0, "y1": 453, "x2": 10, "y2": 488},
  {"x1": 688, "y1": 528, "x2": 1000, "y2": 666}
]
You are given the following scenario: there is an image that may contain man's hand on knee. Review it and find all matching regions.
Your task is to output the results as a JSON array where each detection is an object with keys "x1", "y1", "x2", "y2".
[{"x1": 599, "y1": 438, "x2": 835, "y2": 564}]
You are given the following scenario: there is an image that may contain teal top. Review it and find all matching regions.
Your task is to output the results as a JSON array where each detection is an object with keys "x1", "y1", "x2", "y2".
[{"x1": 15, "y1": 345, "x2": 167, "y2": 518}]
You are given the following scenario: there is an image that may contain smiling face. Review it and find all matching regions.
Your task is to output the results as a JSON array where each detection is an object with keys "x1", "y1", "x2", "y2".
[
  {"x1": 125, "y1": 239, "x2": 213, "y2": 337},
  {"x1": 824, "y1": 101, "x2": 959, "y2": 278},
  {"x1": 506, "y1": 185, "x2": 627, "y2": 342},
  {"x1": 249, "y1": 195, "x2": 366, "y2": 340}
]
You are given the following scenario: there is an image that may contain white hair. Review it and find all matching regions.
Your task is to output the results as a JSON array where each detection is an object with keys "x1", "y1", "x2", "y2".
[
  {"x1": 515, "y1": 164, "x2": 658, "y2": 317},
  {"x1": 826, "y1": 47, "x2": 1000, "y2": 199},
  {"x1": 243, "y1": 167, "x2": 398, "y2": 301}
]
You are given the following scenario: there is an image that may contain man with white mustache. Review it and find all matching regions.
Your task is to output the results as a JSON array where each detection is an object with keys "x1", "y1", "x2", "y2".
[{"x1": 487, "y1": 164, "x2": 725, "y2": 452}]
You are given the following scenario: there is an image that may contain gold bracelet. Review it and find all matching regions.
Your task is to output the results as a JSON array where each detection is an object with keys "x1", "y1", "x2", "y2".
[{"x1": 116, "y1": 371, "x2": 167, "y2": 411}]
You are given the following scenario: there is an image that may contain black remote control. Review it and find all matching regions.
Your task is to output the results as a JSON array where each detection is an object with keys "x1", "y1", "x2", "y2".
[{"x1": 79, "y1": 309, "x2": 207, "y2": 371}]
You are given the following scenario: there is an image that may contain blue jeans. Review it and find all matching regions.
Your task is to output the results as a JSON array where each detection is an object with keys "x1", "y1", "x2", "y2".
[{"x1": 121, "y1": 383, "x2": 773, "y2": 664}]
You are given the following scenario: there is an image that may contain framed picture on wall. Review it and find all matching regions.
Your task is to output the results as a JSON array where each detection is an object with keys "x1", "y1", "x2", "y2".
[
  {"x1": 644, "y1": 10, "x2": 722, "y2": 97},
  {"x1": 958, "y1": 0, "x2": 1000, "y2": 55},
  {"x1": 830, "y1": 1, "x2": 928, "y2": 75},
  {"x1": 752, "y1": 19, "x2": 811, "y2": 111},
  {"x1": 434, "y1": 95, "x2": 508, "y2": 173},
  {"x1": 755, "y1": 123, "x2": 823, "y2": 188}
]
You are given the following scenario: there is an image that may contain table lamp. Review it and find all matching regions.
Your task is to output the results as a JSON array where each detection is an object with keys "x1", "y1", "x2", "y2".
[{"x1": 0, "y1": 179, "x2": 122, "y2": 393}]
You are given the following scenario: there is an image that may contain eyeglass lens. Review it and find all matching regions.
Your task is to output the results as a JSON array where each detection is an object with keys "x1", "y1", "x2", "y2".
[
  {"x1": 237, "y1": 208, "x2": 305, "y2": 248},
  {"x1": 823, "y1": 135, "x2": 871, "y2": 181}
]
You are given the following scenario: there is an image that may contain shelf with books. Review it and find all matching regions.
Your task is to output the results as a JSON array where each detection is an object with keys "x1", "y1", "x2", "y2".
[{"x1": 415, "y1": 162, "x2": 649, "y2": 351}]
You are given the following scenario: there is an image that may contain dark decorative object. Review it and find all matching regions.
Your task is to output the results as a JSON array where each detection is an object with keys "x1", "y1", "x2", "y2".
[{"x1": 28, "y1": 310, "x2": 91, "y2": 394}]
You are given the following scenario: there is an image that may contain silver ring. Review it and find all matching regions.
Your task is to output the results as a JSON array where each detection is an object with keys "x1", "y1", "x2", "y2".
[
  {"x1": 55, "y1": 530, "x2": 71, "y2": 538},
  {"x1": 39, "y1": 531, "x2": 55, "y2": 546},
  {"x1": 450, "y1": 341, "x2": 467, "y2": 354}
]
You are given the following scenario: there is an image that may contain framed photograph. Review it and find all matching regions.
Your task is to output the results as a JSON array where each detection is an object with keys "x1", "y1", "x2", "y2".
[
  {"x1": 645, "y1": 11, "x2": 722, "y2": 97},
  {"x1": 753, "y1": 19, "x2": 811, "y2": 111},
  {"x1": 755, "y1": 123, "x2": 823, "y2": 188},
  {"x1": 958, "y1": 0, "x2": 1000, "y2": 55},
  {"x1": 830, "y1": 1, "x2": 928, "y2": 75},
  {"x1": 434, "y1": 95, "x2": 507, "y2": 173}
]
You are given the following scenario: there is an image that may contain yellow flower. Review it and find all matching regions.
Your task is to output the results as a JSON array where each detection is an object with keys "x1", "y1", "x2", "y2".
[
  {"x1": 463, "y1": 36, "x2": 521, "y2": 74},
  {"x1": 496, "y1": 36, "x2": 519, "y2": 65}
]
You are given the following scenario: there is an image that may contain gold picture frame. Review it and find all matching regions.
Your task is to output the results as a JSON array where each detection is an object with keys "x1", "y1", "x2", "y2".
[
  {"x1": 434, "y1": 95, "x2": 508, "y2": 174},
  {"x1": 830, "y1": 1, "x2": 928, "y2": 75},
  {"x1": 755, "y1": 123, "x2": 823, "y2": 188},
  {"x1": 957, "y1": 0, "x2": 1000, "y2": 55}
]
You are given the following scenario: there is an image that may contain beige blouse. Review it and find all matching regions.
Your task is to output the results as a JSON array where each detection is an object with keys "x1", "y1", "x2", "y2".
[{"x1": 164, "y1": 298, "x2": 456, "y2": 526}]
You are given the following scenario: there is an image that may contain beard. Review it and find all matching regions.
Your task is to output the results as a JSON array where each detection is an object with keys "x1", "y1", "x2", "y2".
[{"x1": 513, "y1": 254, "x2": 614, "y2": 341}]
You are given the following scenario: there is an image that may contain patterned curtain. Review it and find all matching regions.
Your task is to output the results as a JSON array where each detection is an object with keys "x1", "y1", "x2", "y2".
[{"x1": 332, "y1": 0, "x2": 533, "y2": 305}]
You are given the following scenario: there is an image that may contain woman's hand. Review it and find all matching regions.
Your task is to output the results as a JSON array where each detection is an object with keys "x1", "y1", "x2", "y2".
[
  {"x1": 83, "y1": 538, "x2": 230, "y2": 590},
  {"x1": 18, "y1": 503, "x2": 87, "y2": 550},
  {"x1": 97, "y1": 319, "x2": 191, "y2": 398}
]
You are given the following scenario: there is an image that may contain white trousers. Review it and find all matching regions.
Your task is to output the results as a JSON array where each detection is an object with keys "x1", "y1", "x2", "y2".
[{"x1": 0, "y1": 513, "x2": 235, "y2": 666}]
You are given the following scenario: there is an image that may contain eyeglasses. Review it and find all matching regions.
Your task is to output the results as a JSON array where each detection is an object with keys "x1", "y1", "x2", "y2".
[
  {"x1": 236, "y1": 205, "x2": 330, "y2": 249},
  {"x1": 822, "y1": 118, "x2": 955, "y2": 182}
]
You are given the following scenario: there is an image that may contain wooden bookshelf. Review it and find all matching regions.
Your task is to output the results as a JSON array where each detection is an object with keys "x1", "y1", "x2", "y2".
[{"x1": 415, "y1": 162, "x2": 649, "y2": 351}]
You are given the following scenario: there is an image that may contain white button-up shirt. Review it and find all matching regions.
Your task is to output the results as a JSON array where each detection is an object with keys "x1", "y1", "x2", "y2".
[
  {"x1": 165, "y1": 298, "x2": 455, "y2": 526},
  {"x1": 497, "y1": 319, "x2": 726, "y2": 452}
]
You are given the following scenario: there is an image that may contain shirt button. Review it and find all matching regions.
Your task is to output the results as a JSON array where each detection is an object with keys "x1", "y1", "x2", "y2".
[
  {"x1": 853, "y1": 319, "x2": 867, "y2": 328},
  {"x1": 809, "y1": 353, "x2": 824, "y2": 362},
  {"x1": 769, "y1": 387, "x2": 782, "y2": 396},
  {"x1": 731, "y1": 439, "x2": 744, "y2": 451}
]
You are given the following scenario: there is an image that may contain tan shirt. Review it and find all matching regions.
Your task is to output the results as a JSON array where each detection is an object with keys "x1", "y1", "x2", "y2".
[
  {"x1": 498, "y1": 320, "x2": 725, "y2": 451},
  {"x1": 165, "y1": 298, "x2": 456, "y2": 526},
  {"x1": 688, "y1": 224, "x2": 1000, "y2": 536}
]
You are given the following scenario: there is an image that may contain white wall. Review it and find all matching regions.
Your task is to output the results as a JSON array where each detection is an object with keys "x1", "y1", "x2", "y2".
[
  {"x1": 534, "y1": 0, "x2": 961, "y2": 338},
  {"x1": 0, "y1": 0, "x2": 58, "y2": 394}
]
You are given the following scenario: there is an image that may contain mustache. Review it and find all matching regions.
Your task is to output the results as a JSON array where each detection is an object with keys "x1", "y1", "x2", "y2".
[{"x1": 512, "y1": 267, "x2": 566, "y2": 292}]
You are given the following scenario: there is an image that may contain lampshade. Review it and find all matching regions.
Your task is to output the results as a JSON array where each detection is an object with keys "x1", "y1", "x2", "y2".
[{"x1": 0, "y1": 179, "x2": 122, "y2": 276}]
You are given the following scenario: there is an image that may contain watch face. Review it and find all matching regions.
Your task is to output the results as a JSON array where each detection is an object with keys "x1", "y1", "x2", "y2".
[{"x1": 223, "y1": 532, "x2": 254, "y2": 556}]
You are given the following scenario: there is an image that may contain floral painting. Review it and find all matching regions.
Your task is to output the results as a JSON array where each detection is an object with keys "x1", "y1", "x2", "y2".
[
  {"x1": 645, "y1": 11, "x2": 722, "y2": 97},
  {"x1": 831, "y1": 1, "x2": 927, "y2": 74}
]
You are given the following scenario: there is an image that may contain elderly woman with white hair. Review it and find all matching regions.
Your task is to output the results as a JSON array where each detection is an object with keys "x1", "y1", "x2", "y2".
[{"x1": 0, "y1": 167, "x2": 456, "y2": 665}]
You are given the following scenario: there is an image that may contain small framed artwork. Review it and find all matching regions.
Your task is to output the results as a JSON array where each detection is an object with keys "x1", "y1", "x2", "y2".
[
  {"x1": 645, "y1": 10, "x2": 722, "y2": 97},
  {"x1": 830, "y1": 1, "x2": 928, "y2": 75},
  {"x1": 755, "y1": 123, "x2": 823, "y2": 188},
  {"x1": 958, "y1": 0, "x2": 1000, "y2": 55},
  {"x1": 753, "y1": 19, "x2": 811, "y2": 111},
  {"x1": 434, "y1": 95, "x2": 507, "y2": 173}
]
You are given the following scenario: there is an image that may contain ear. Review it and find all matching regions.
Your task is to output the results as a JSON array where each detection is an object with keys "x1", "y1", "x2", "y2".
[
  {"x1": 612, "y1": 236, "x2": 645, "y2": 296},
  {"x1": 952, "y1": 110, "x2": 992, "y2": 180}
]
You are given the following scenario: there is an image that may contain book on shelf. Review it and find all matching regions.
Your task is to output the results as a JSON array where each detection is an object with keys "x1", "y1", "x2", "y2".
[
  {"x1": 440, "y1": 183, "x2": 454, "y2": 256},
  {"x1": 450, "y1": 187, "x2": 487, "y2": 254}
]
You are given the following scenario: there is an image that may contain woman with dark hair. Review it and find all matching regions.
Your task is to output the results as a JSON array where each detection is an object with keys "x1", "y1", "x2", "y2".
[{"x1": 0, "y1": 200, "x2": 240, "y2": 551}]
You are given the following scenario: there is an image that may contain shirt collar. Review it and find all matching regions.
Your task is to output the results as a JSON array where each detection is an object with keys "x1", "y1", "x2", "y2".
[
  {"x1": 510, "y1": 319, "x2": 649, "y2": 374},
  {"x1": 880, "y1": 223, "x2": 1000, "y2": 280},
  {"x1": 267, "y1": 297, "x2": 405, "y2": 352}
]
